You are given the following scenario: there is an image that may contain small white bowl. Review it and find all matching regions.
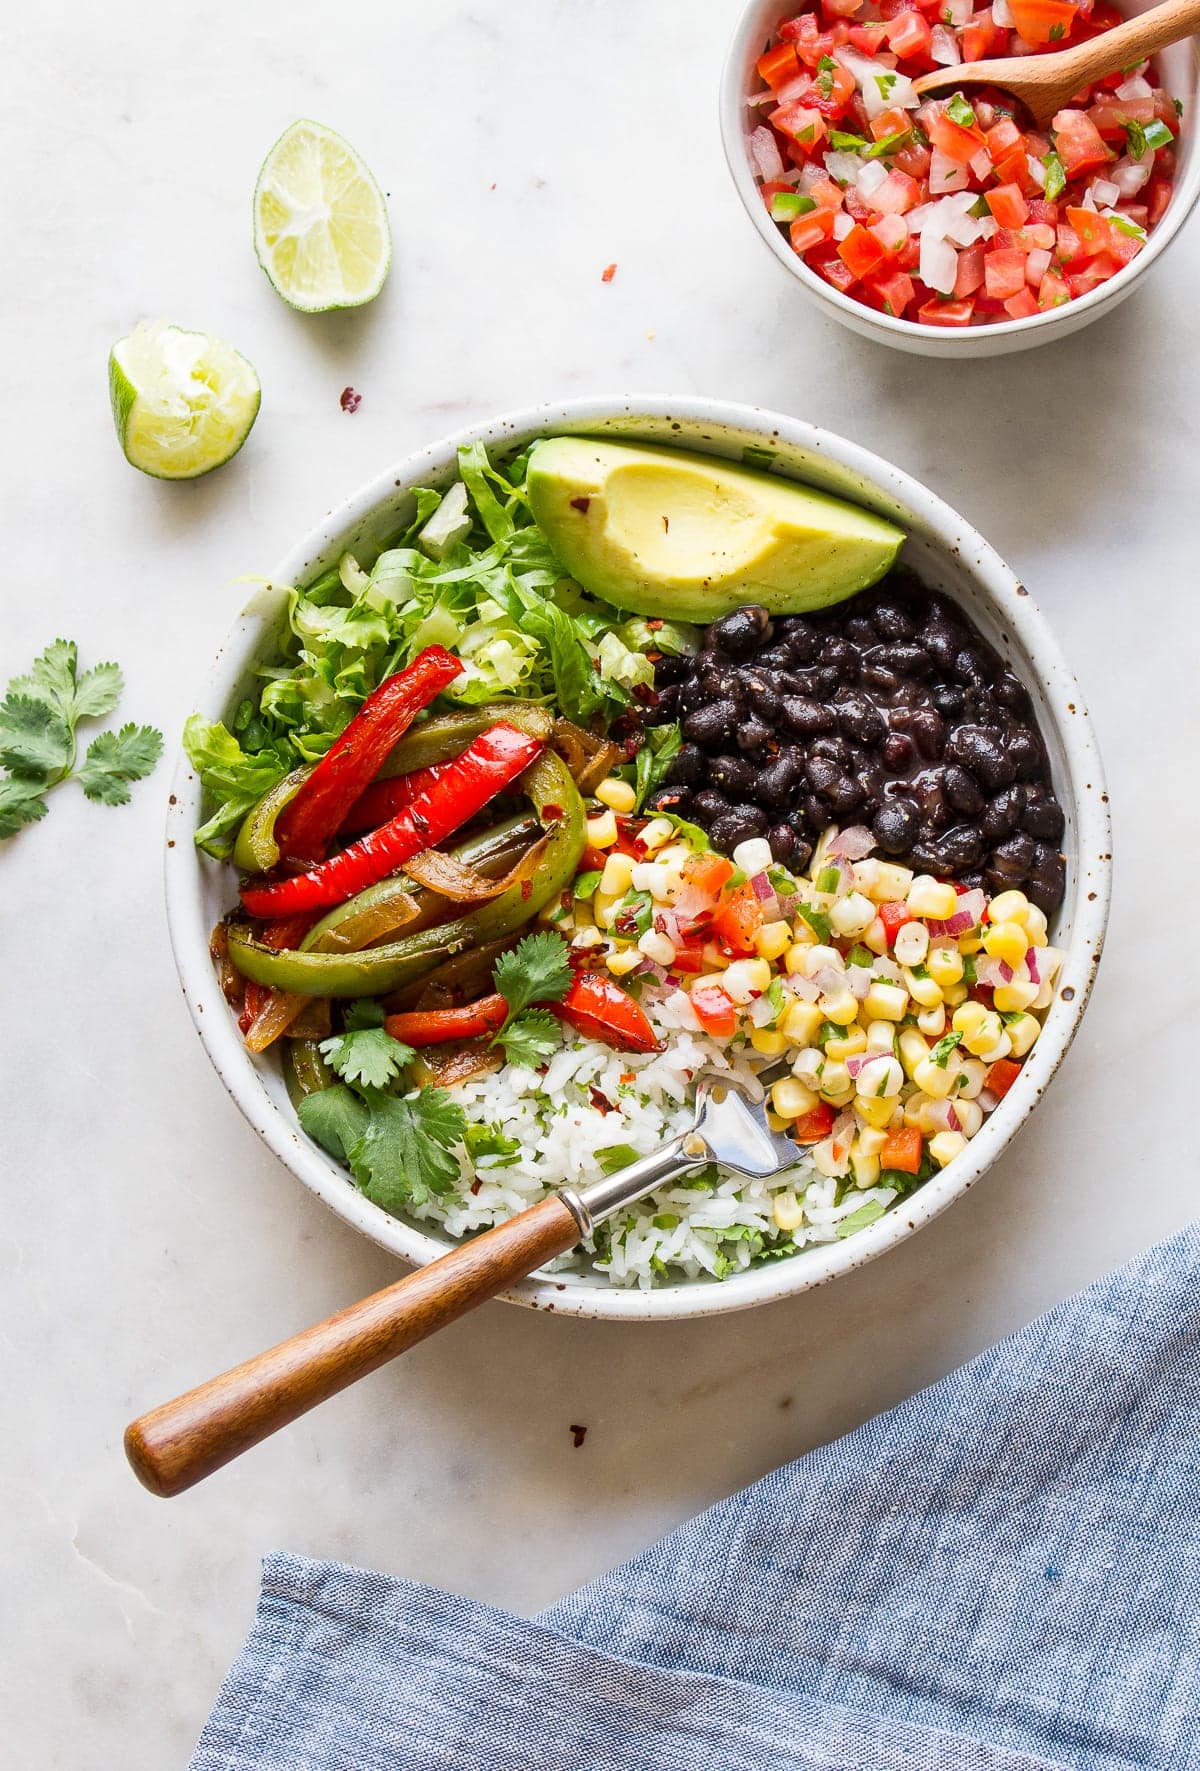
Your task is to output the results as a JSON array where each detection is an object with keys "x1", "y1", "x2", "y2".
[
  {"x1": 166, "y1": 397, "x2": 1111, "y2": 1320},
  {"x1": 720, "y1": 0, "x2": 1200, "y2": 356}
]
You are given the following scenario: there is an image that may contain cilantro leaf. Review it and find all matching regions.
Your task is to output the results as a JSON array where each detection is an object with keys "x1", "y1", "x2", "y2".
[
  {"x1": 77, "y1": 723, "x2": 163, "y2": 805},
  {"x1": 73, "y1": 662, "x2": 124, "y2": 721},
  {"x1": 492, "y1": 930, "x2": 573, "y2": 1020},
  {"x1": 946, "y1": 93, "x2": 976, "y2": 128},
  {"x1": 634, "y1": 721, "x2": 682, "y2": 811},
  {"x1": 930, "y1": 1031, "x2": 962, "y2": 1068},
  {"x1": 494, "y1": 1008, "x2": 561, "y2": 1068},
  {"x1": 11, "y1": 639, "x2": 78, "y2": 720},
  {"x1": 349, "y1": 1087, "x2": 467, "y2": 1210},
  {"x1": 320, "y1": 1024, "x2": 414, "y2": 1090},
  {"x1": 797, "y1": 902, "x2": 832, "y2": 942},
  {"x1": 343, "y1": 998, "x2": 386, "y2": 1031},
  {"x1": 0, "y1": 775, "x2": 49, "y2": 837},
  {"x1": 297, "y1": 1084, "x2": 371, "y2": 1166},
  {"x1": 0, "y1": 694, "x2": 73, "y2": 780}
]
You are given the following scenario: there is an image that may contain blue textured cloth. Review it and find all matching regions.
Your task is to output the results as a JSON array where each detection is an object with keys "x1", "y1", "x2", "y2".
[{"x1": 193, "y1": 1226, "x2": 1200, "y2": 1770}]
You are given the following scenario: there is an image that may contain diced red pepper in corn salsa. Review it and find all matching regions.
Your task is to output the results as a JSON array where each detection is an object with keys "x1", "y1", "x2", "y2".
[
  {"x1": 552, "y1": 811, "x2": 1063, "y2": 1200},
  {"x1": 747, "y1": 0, "x2": 1180, "y2": 327}
]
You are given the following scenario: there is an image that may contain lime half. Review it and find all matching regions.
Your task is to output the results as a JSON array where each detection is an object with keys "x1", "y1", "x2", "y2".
[
  {"x1": 253, "y1": 120, "x2": 391, "y2": 313},
  {"x1": 108, "y1": 322, "x2": 261, "y2": 480}
]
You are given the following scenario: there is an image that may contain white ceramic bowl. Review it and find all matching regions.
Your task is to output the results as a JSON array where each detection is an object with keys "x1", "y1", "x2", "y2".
[
  {"x1": 166, "y1": 397, "x2": 1111, "y2": 1319},
  {"x1": 720, "y1": 0, "x2": 1200, "y2": 357}
]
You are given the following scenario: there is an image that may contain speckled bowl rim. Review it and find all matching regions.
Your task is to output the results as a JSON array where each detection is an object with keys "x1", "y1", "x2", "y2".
[
  {"x1": 165, "y1": 396, "x2": 1111, "y2": 1321},
  {"x1": 719, "y1": 0, "x2": 1200, "y2": 356}
]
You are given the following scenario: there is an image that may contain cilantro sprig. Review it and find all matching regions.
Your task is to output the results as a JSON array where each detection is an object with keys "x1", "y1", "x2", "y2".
[
  {"x1": 490, "y1": 930, "x2": 573, "y2": 1066},
  {"x1": 320, "y1": 999, "x2": 415, "y2": 1090},
  {"x1": 0, "y1": 639, "x2": 162, "y2": 837}
]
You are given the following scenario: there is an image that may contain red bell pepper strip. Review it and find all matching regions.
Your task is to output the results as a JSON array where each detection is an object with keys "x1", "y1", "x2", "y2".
[
  {"x1": 384, "y1": 994, "x2": 508, "y2": 1045},
  {"x1": 273, "y1": 647, "x2": 463, "y2": 863},
  {"x1": 986, "y1": 1057, "x2": 1022, "y2": 1099},
  {"x1": 241, "y1": 723, "x2": 544, "y2": 919},
  {"x1": 878, "y1": 901, "x2": 916, "y2": 947},
  {"x1": 556, "y1": 971, "x2": 662, "y2": 1054},
  {"x1": 791, "y1": 1103, "x2": 837, "y2": 1145},
  {"x1": 878, "y1": 1124, "x2": 923, "y2": 1174},
  {"x1": 340, "y1": 761, "x2": 451, "y2": 836}
]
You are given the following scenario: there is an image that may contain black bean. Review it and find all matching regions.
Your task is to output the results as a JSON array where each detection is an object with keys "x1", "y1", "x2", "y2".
[
  {"x1": 758, "y1": 755, "x2": 802, "y2": 807},
  {"x1": 930, "y1": 824, "x2": 986, "y2": 871},
  {"x1": 677, "y1": 679, "x2": 709, "y2": 715},
  {"x1": 713, "y1": 605, "x2": 773, "y2": 658},
  {"x1": 1021, "y1": 786, "x2": 1065, "y2": 842},
  {"x1": 881, "y1": 642, "x2": 934, "y2": 678},
  {"x1": 836, "y1": 695, "x2": 885, "y2": 746},
  {"x1": 861, "y1": 662, "x2": 900, "y2": 695},
  {"x1": 947, "y1": 724, "x2": 1017, "y2": 791},
  {"x1": 922, "y1": 626, "x2": 961, "y2": 672},
  {"x1": 692, "y1": 787, "x2": 731, "y2": 821},
  {"x1": 768, "y1": 822, "x2": 797, "y2": 864},
  {"x1": 813, "y1": 666, "x2": 842, "y2": 698},
  {"x1": 958, "y1": 870, "x2": 986, "y2": 893},
  {"x1": 805, "y1": 755, "x2": 841, "y2": 796},
  {"x1": 709, "y1": 755, "x2": 756, "y2": 798},
  {"x1": 907, "y1": 840, "x2": 945, "y2": 873},
  {"x1": 844, "y1": 616, "x2": 877, "y2": 649},
  {"x1": 908, "y1": 708, "x2": 946, "y2": 759},
  {"x1": 1026, "y1": 845, "x2": 1065, "y2": 915},
  {"x1": 654, "y1": 654, "x2": 690, "y2": 685},
  {"x1": 943, "y1": 764, "x2": 985, "y2": 816},
  {"x1": 756, "y1": 645, "x2": 795, "y2": 672},
  {"x1": 653, "y1": 685, "x2": 679, "y2": 719},
  {"x1": 682, "y1": 699, "x2": 739, "y2": 748},
  {"x1": 665, "y1": 742, "x2": 706, "y2": 787},
  {"x1": 800, "y1": 793, "x2": 827, "y2": 829},
  {"x1": 644, "y1": 786, "x2": 691, "y2": 816},
  {"x1": 811, "y1": 734, "x2": 849, "y2": 766},
  {"x1": 870, "y1": 599, "x2": 915, "y2": 641},
  {"x1": 740, "y1": 675, "x2": 782, "y2": 722},
  {"x1": 954, "y1": 646, "x2": 993, "y2": 688},
  {"x1": 994, "y1": 671, "x2": 1031, "y2": 713},
  {"x1": 981, "y1": 785, "x2": 1026, "y2": 843},
  {"x1": 1007, "y1": 726, "x2": 1045, "y2": 781},
  {"x1": 986, "y1": 831, "x2": 1037, "y2": 888},
  {"x1": 710, "y1": 805, "x2": 768, "y2": 851},
  {"x1": 777, "y1": 616, "x2": 819, "y2": 661},
  {"x1": 873, "y1": 800, "x2": 919, "y2": 855},
  {"x1": 829, "y1": 773, "x2": 863, "y2": 814},
  {"x1": 782, "y1": 695, "x2": 834, "y2": 737},
  {"x1": 699, "y1": 662, "x2": 742, "y2": 700},
  {"x1": 882, "y1": 731, "x2": 915, "y2": 771},
  {"x1": 933, "y1": 683, "x2": 966, "y2": 718},
  {"x1": 736, "y1": 713, "x2": 774, "y2": 753}
]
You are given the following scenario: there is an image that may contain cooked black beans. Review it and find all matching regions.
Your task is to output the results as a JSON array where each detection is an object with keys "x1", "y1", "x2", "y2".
[{"x1": 643, "y1": 575, "x2": 1066, "y2": 910}]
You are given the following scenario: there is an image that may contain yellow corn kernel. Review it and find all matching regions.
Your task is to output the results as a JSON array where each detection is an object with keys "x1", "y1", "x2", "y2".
[
  {"x1": 571, "y1": 923, "x2": 602, "y2": 949},
  {"x1": 638, "y1": 928, "x2": 676, "y2": 967},
  {"x1": 929, "y1": 1130, "x2": 967, "y2": 1168},
  {"x1": 852, "y1": 1152, "x2": 881, "y2": 1188},
  {"x1": 593, "y1": 776, "x2": 636, "y2": 814},
  {"x1": 862, "y1": 915, "x2": 890, "y2": 956},
  {"x1": 917, "y1": 1002, "x2": 946, "y2": 1037},
  {"x1": 898, "y1": 1027, "x2": 930, "y2": 1078},
  {"x1": 952, "y1": 1001, "x2": 989, "y2": 1037},
  {"x1": 906, "y1": 875, "x2": 958, "y2": 920},
  {"x1": 639, "y1": 816, "x2": 676, "y2": 853},
  {"x1": 958, "y1": 930, "x2": 984, "y2": 955},
  {"x1": 750, "y1": 1027, "x2": 788, "y2": 1056},
  {"x1": 766, "y1": 1110, "x2": 787, "y2": 1133},
  {"x1": 855, "y1": 1091, "x2": 899, "y2": 1129},
  {"x1": 954, "y1": 1057, "x2": 987, "y2": 1098},
  {"x1": 803, "y1": 944, "x2": 843, "y2": 978},
  {"x1": 977, "y1": 1031, "x2": 1013, "y2": 1064},
  {"x1": 903, "y1": 968, "x2": 943, "y2": 1009},
  {"x1": 829, "y1": 892, "x2": 876, "y2": 938},
  {"x1": 1023, "y1": 905, "x2": 1049, "y2": 946},
  {"x1": 1004, "y1": 1013, "x2": 1040, "y2": 1057},
  {"x1": 994, "y1": 978, "x2": 1039, "y2": 1014},
  {"x1": 821, "y1": 990, "x2": 861, "y2": 1027},
  {"x1": 820, "y1": 1080, "x2": 856, "y2": 1109},
  {"x1": 816, "y1": 1059, "x2": 851, "y2": 1099},
  {"x1": 962, "y1": 1010, "x2": 1004, "y2": 1057},
  {"x1": 754, "y1": 920, "x2": 792, "y2": 961},
  {"x1": 987, "y1": 889, "x2": 1031, "y2": 927},
  {"x1": 866, "y1": 1020, "x2": 897, "y2": 1055},
  {"x1": 942, "y1": 981, "x2": 968, "y2": 1007},
  {"x1": 864, "y1": 982, "x2": 908, "y2": 1023},
  {"x1": 825, "y1": 1027, "x2": 868, "y2": 1062},
  {"x1": 723, "y1": 957, "x2": 771, "y2": 1002},
  {"x1": 955, "y1": 1099, "x2": 984, "y2": 1138},
  {"x1": 894, "y1": 919, "x2": 930, "y2": 967},
  {"x1": 605, "y1": 946, "x2": 642, "y2": 977},
  {"x1": 772, "y1": 1076, "x2": 819, "y2": 1119},
  {"x1": 913, "y1": 1057, "x2": 956, "y2": 1100},
  {"x1": 812, "y1": 1138, "x2": 849, "y2": 1179},
  {"x1": 854, "y1": 1126, "x2": 888, "y2": 1159},
  {"x1": 593, "y1": 889, "x2": 621, "y2": 929},
  {"x1": 784, "y1": 943, "x2": 813, "y2": 975},
  {"x1": 864, "y1": 861, "x2": 914, "y2": 904},
  {"x1": 926, "y1": 946, "x2": 965, "y2": 987},
  {"x1": 781, "y1": 1000, "x2": 823, "y2": 1045},
  {"x1": 904, "y1": 1095, "x2": 935, "y2": 1132},
  {"x1": 982, "y1": 920, "x2": 1029, "y2": 969},
  {"x1": 599, "y1": 851, "x2": 636, "y2": 896},
  {"x1": 772, "y1": 1191, "x2": 805, "y2": 1232},
  {"x1": 700, "y1": 942, "x2": 730, "y2": 971},
  {"x1": 586, "y1": 809, "x2": 618, "y2": 848}
]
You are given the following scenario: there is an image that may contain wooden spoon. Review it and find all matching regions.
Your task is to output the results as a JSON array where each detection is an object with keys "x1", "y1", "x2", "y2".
[{"x1": 912, "y1": 0, "x2": 1200, "y2": 129}]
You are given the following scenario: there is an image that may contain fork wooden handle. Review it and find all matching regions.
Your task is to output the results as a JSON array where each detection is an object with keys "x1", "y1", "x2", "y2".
[{"x1": 124, "y1": 1194, "x2": 580, "y2": 1498}]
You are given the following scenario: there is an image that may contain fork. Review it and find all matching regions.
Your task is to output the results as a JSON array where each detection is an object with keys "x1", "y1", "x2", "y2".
[{"x1": 124, "y1": 1068, "x2": 801, "y2": 1497}]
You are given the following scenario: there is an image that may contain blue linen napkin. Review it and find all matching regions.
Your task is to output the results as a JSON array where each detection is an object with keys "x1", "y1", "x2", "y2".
[{"x1": 192, "y1": 1225, "x2": 1200, "y2": 1770}]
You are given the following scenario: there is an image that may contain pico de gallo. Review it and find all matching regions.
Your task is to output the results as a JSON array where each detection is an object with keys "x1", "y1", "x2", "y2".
[{"x1": 748, "y1": 0, "x2": 1181, "y2": 325}]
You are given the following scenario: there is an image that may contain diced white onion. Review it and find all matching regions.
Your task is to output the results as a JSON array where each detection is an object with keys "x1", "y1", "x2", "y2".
[
  {"x1": 834, "y1": 46, "x2": 918, "y2": 118},
  {"x1": 833, "y1": 211, "x2": 855, "y2": 239},
  {"x1": 1090, "y1": 176, "x2": 1121, "y2": 208},
  {"x1": 930, "y1": 24, "x2": 962, "y2": 64},
  {"x1": 920, "y1": 231, "x2": 959, "y2": 293},
  {"x1": 1026, "y1": 154, "x2": 1047, "y2": 190},
  {"x1": 824, "y1": 149, "x2": 865, "y2": 185},
  {"x1": 930, "y1": 149, "x2": 970, "y2": 193},
  {"x1": 1115, "y1": 73, "x2": 1152, "y2": 100},
  {"x1": 873, "y1": 212, "x2": 910, "y2": 250},
  {"x1": 970, "y1": 148, "x2": 992, "y2": 181},
  {"x1": 749, "y1": 125, "x2": 785, "y2": 182},
  {"x1": 1026, "y1": 246, "x2": 1051, "y2": 284},
  {"x1": 857, "y1": 158, "x2": 889, "y2": 197},
  {"x1": 992, "y1": 0, "x2": 1013, "y2": 24},
  {"x1": 1111, "y1": 155, "x2": 1152, "y2": 197}
]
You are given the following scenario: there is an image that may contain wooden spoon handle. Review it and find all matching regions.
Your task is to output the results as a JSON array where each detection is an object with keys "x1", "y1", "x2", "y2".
[
  {"x1": 124, "y1": 1194, "x2": 580, "y2": 1498},
  {"x1": 1054, "y1": 0, "x2": 1200, "y2": 85}
]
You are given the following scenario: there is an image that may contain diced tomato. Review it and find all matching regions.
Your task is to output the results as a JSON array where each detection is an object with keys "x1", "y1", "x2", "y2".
[
  {"x1": 838, "y1": 222, "x2": 886, "y2": 279},
  {"x1": 871, "y1": 105, "x2": 914, "y2": 142},
  {"x1": 984, "y1": 248, "x2": 1028, "y2": 299},
  {"x1": 954, "y1": 241, "x2": 986, "y2": 297},
  {"x1": 812, "y1": 248, "x2": 860, "y2": 291},
  {"x1": 791, "y1": 207, "x2": 838, "y2": 253},
  {"x1": 870, "y1": 268, "x2": 916, "y2": 316},
  {"x1": 1008, "y1": 0, "x2": 1076, "y2": 42},
  {"x1": 757, "y1": 41, "x2": 801, "y2": 89},
  {"x1": 1066, "y1": 255, "x2": 1120, "y2": 297},
  {"x1": 992, "y1": 145, "x2": 1032, "y2": 191},
  {"x1": 1052, "y1": 108, "x2": 1112, "y2": 178},
  {"x1": 928, "y1": 110, "x2": 988, "y2": 166},
  {"x1": 690, "y1": 984, "x2": 738, "y2": 1038},
  {"x1": 1147, "y1": 178, "x2": 1174, "y2": 227},
  {"x1": 810, "y1": 174, "x2": 847, "y2": 209},
  {"x1": 985, "y1": 1057, "x2": 1022, "y2": 1098},
  {"x1": 849, "y1": 20, "x2": 890, "y2": 49},
  {"x1": 986, "y1": 183, "x2": 1029, "y2": 228},
  {"x1": 961, "y1": 14, "x2": 998, "y2": 60},
  {"x1": 1065, "y1": 205, "x2": 1111, "y2": 255},
  {"x1": 683, "y1": 852, "x2": 734, "y2": 895},
  {"x1": 792, "y1": 1103, "x2": 837, "y2": 1144},
  {"x1": 1003, "y1": 286, "x2": 1039, "y2": 319},
  {"x1": 669, "y1": 947, "x2": 704, "y2": 975},
  {"x1": 871, "y1": 168, "x2": 921, "y2": 214},
  {"x1": 917, "y1": 294, "x2": 976, "y2": 326},
  {"x1": 878, "y1": 900, "x2": 916, "y2": 944},
  {"x1": 1087, "y1": 95, "x2": 1155, "y2": 138},
  {"x1": 770, "y1": 102, "x2": 829, "y2": 149},
  {"x1": 1027, "y1": 198, "x2": 1059, "y2": 226},
  {"x1": 714, "y1": 884, "x2": 764, "y2": 955},
  {"x1": 893, "y1": 139, "x2": 933, "y2": 180},
  {"x1": 985, "y1": 116, "x2": 1023, "y2": 158},
  {"x1": 879, "y1": 1125, "x2": 923, "y2": 1174},
  {"x1": 885, "y1": 9, "x2": 932, "y2": 56}
]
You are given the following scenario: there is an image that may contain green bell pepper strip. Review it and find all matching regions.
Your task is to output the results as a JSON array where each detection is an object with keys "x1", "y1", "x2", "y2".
[
  {"x1": 283, "y1": 1038, "x2": 334, "y2": 1105},
  {"x1": 378, "y1": 703, "x2": 553, "y2": 776},
  {"x1": 233, "y1": 767, "x2": 310, "y2": 873},
  {"x1": 227, "y1": 751, "x2": 583, "y2": 997}
]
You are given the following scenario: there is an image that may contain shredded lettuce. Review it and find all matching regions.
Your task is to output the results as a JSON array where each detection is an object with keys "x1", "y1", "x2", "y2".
[{"x1": 187, "y1": 443, "x2": 641, "y2": 853}]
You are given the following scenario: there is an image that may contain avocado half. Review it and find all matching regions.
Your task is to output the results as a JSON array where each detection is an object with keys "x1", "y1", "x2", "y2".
[{"x1": 526, "y1": 437, "x2": 905, "y2": 621}]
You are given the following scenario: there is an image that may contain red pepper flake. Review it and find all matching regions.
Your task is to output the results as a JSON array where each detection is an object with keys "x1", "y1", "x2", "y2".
[
  {"x1": 543, "y1": 803, "x2": 564, "y2": 821},
  {"x1": 646, "y1": 618, "x2": 663, "y2": 630},
  {"x1": 470, "y1": 1178, "x2": 482, "y2": 1195},
  {"x1": 569, "y1": 495, "x2": 591, "y2": 514},
  {"x1": 520, "y1": 879, "x2": 532, "y2": 900},
  {"x1": 622, "y1": 735, "x2": 641, "y2": 762},
  {"x1": 619, "y1": 1072, "x2": 635, "y2": 1084},
  {"x1": 340, "y1": 387, "x2": 363, "y2": 414},
  {"x1": 631, "y1": 684, "x2": 659, "y2": 707},
  {"x1": 588, "y1": 1086, "x2": 613, "y2": 1115},
  {"x1": 601, "y1": 263, "x2": 617, "y2": 283},
  {"x1": 569, "y1": 1424, "x2": 588, "y2": 1448}
]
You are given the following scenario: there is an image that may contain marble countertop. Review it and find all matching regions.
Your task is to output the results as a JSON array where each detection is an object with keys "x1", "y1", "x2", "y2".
[{"x1": 5, "y1": 2, "x2": 1198, "y2": 1763}]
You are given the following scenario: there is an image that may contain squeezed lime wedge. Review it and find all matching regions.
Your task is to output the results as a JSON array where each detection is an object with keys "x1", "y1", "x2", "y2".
[
  {"x1": 253, "y1": 119, "x2": 391, "y2": 313},
  {"x1": 108, "y1": 322, "x2": 261, "y2": 480}
]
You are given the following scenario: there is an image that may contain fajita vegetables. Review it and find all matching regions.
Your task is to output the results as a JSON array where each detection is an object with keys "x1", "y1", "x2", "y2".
[{"x1": 190, "y1": 438, "x2": 1065, "y2": 1287}]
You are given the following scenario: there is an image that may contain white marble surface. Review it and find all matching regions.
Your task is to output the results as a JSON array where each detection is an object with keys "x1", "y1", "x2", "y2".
[{"x1": 3, "y1": 3, "x2": 1198, "y2": 1764}]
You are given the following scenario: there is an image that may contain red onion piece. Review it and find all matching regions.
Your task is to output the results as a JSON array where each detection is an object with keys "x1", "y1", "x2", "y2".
[
  {"x1": 978, "y1": 1088, "x2": 999, "y2": 1113},
  {"x1": 947, "y1": 1104, "x2": 962, "y2": 1132},
  {"x1": 789, "y1": 975, "x2": 820, "y2": 1003},
  {"x1": 829, "y1": 825, "x2": 874, "y2": 862},
  {"x1": 1026, "y1": 948, "x2": 1042, "y2": 985}
]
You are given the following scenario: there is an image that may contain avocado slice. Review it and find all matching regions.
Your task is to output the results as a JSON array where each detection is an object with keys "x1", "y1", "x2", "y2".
[{"x1": 526, "y1": 437, "x2": 905, "y2": 621}]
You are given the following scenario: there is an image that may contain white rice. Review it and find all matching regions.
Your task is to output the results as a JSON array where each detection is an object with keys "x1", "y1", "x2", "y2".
[{"x1": 402, "y1": 1002, "x2": 896, "y2": 1289}]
